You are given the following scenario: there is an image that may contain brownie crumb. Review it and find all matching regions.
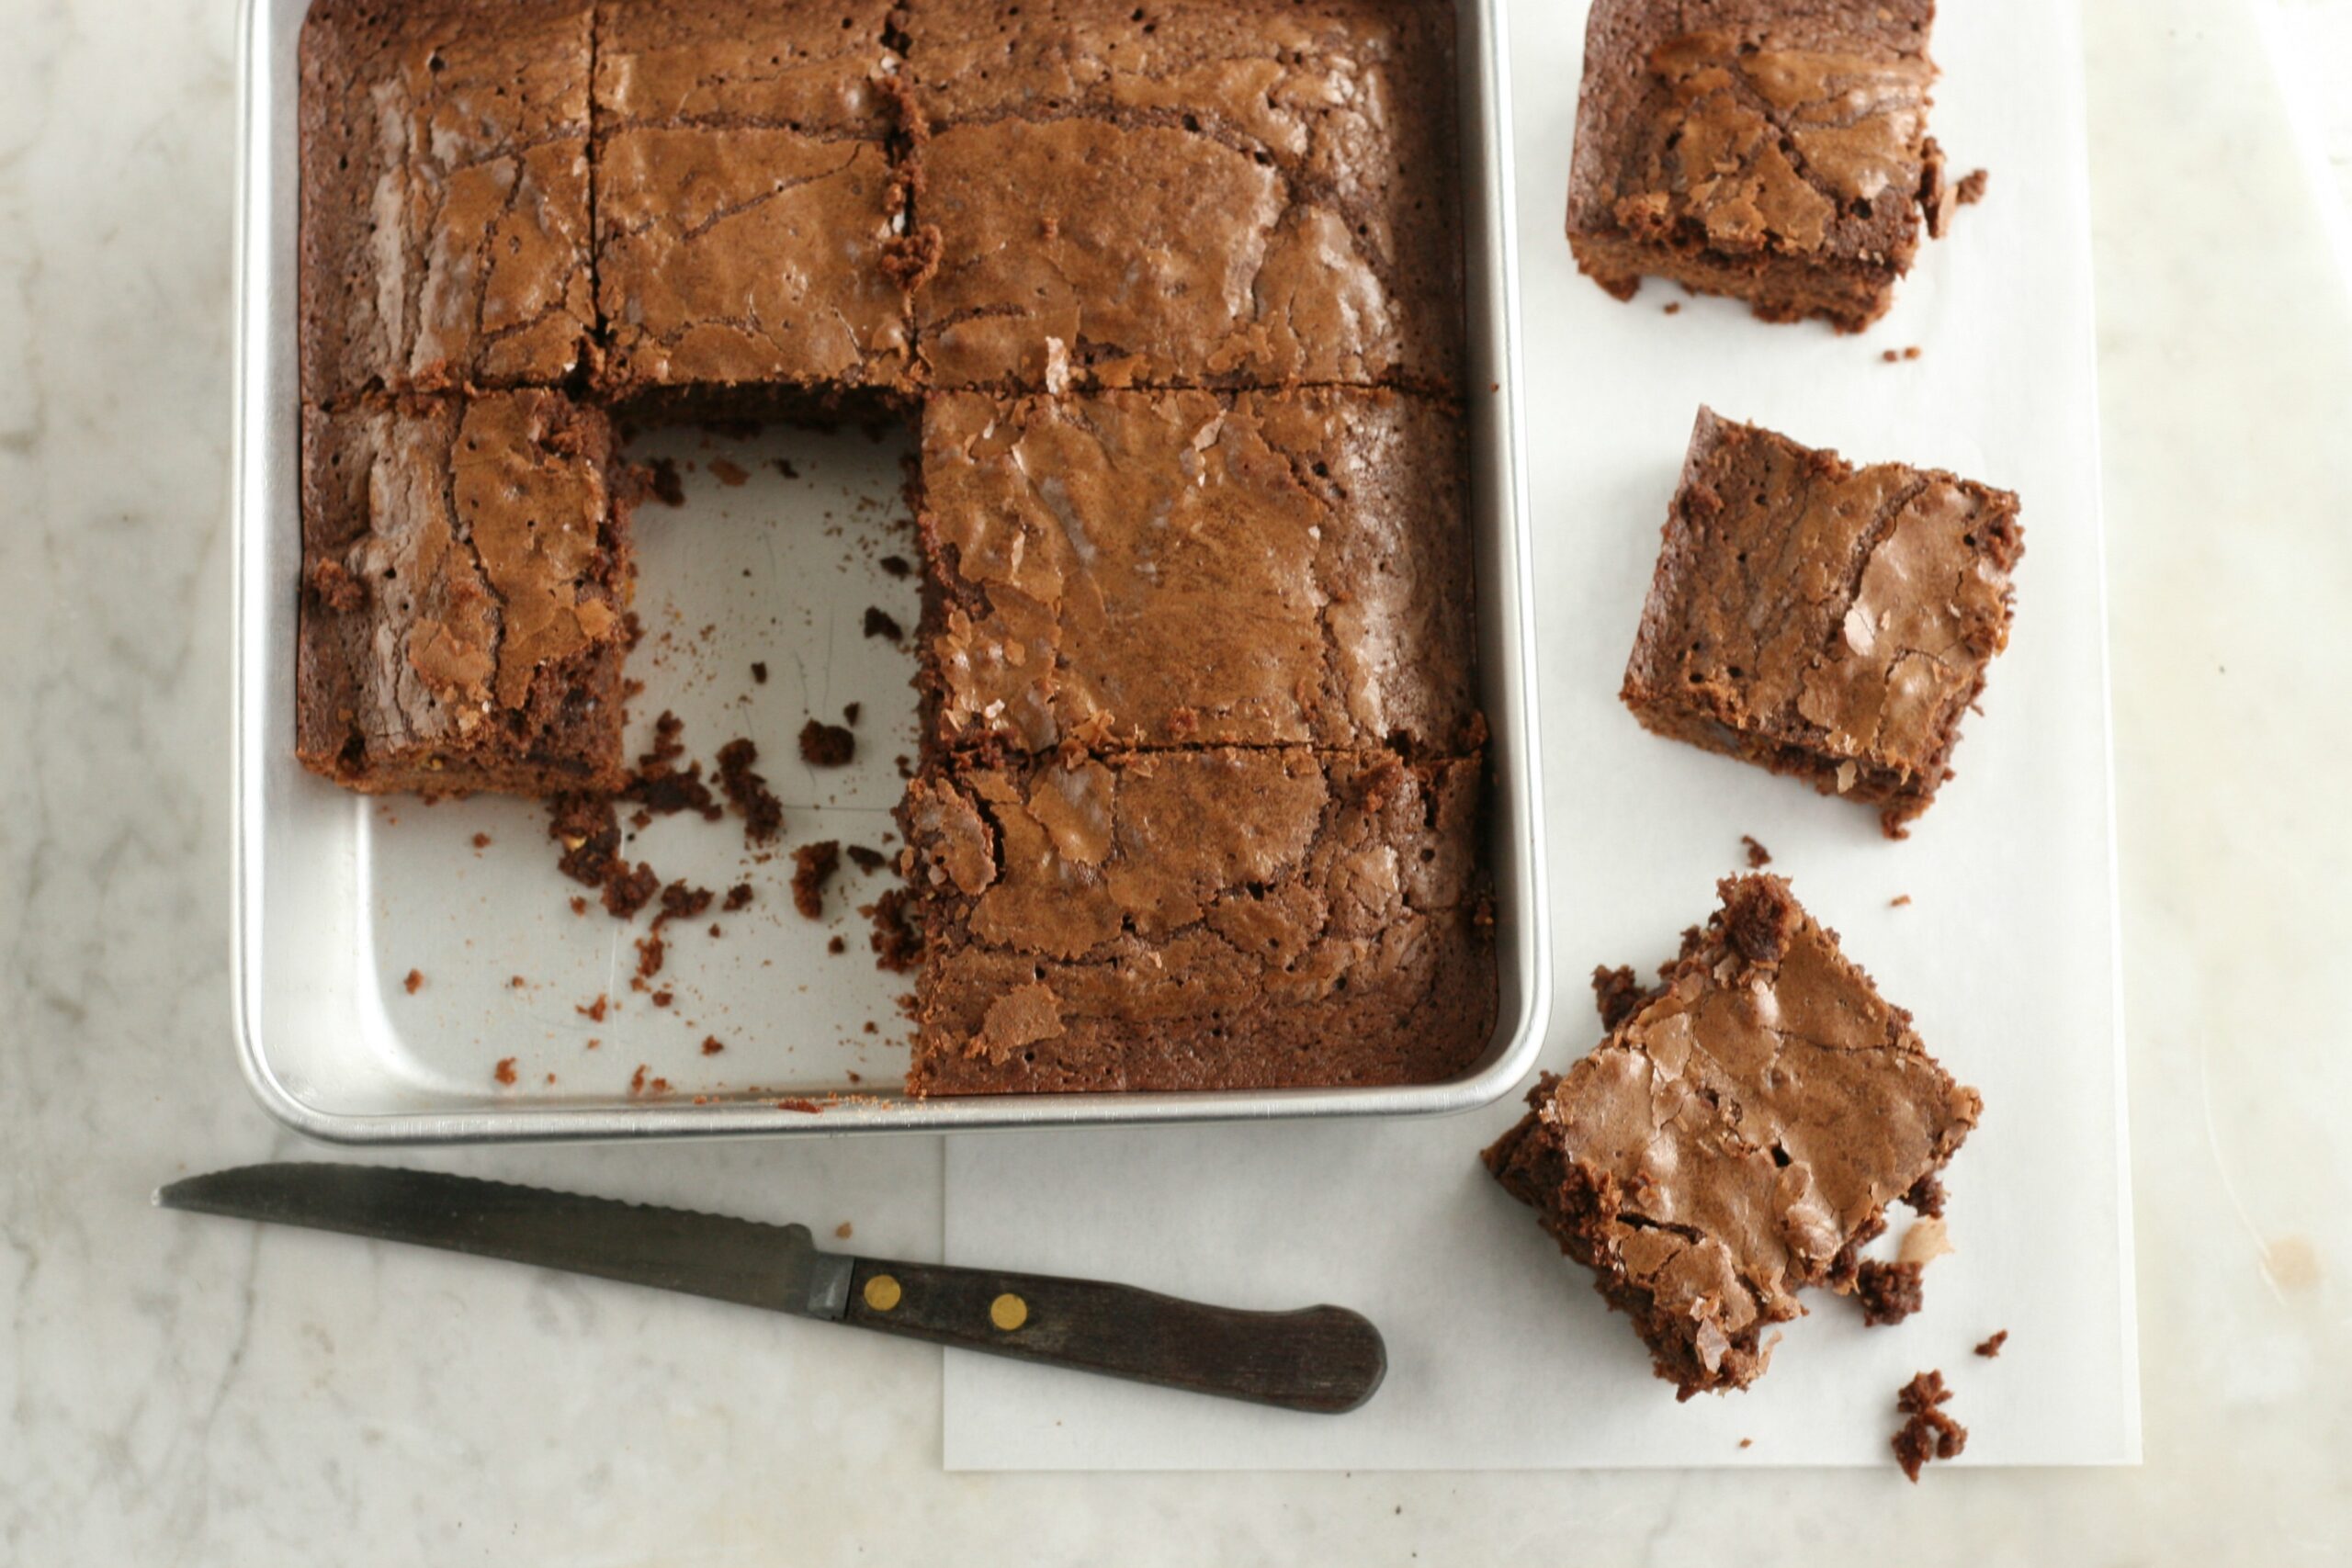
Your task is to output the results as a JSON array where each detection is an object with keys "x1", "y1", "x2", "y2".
[
  {"x1": 842, "y1": 702, "x2": 861, "y2": 726},
  {"x1": 867, "y1": 887, "x2": 922, "y2": 972},
  {"x1": 723, "y1": 882, "x2": 755, "y2": 911},
  {"x1": 603, "y1": 862, "x2": 662, "y2": 919},
  {"x1": 629, "y1": 1064, "x2": 650, "y2": 1095},
  {"x1": 716, "y1": 739, "x2": 785, "y2": 843},
  {"x1": 1892, "y1": 1371, "x2": 1967, "y2": 1482},
  {"x1": 650, "y1": 989, "x2": 674, "y2": 1009},
  {"x1": 569, "y1": 896, "x2": 589, "y2": 916},
  {"x1": 879, "y1": 554, "x2": 912, "y2": 579},
  {"x1": 773, "y1": 457, "x2": 799, "y2": 479},
  {"x1": 1957, "y1": 169, "x2": 1990, "y2": 206},
  {"x1": 659, "y1": 881, "x2": 715, "y2": 922},
  {"x1": 1881, "y1": 348, "x2": 1902, "y2": 363},
  {"x1": 471, "y1": 832, "x2": 492, "y2": 850},
  {"x1": 639, "y1": 711, "x2": 686, "y2": 770},
  {"x1": 799, "y1": 719, "x2": 855, "y2": 767},
  {"x1": 1974, "y1": 1330, "x2": 2007, "y2": 1359},
  {"x1": 751, "y1": 660, "x2": 769, "y2": 684},
  {"x1": 1856, "y1": 1259, "x2": 1927, "y2": 1326},
  {"x1": 709, "y1": 457, "x2": 750, "y2": 487},
  {"x1": 508, "y1": 975, "x2": 527, "y2": 989},
  {"x1": 1905, "y1": 1172, "x2": 1948, "y2": 1219},
  {"x1": 577, "y1": 994, "x2": 608, "y2": 1022},
  {"x1": 1663, "y1": 301, "x2": 1681, "y2": 315},
  {"x1": 845, "y1": 844, "x2": 888, "y2": 874},
  {"x1": 646, "y1": 457, "x2": 685, "y2": 507},
  {"x1": 862, "y1": 605, "x2": 904, "y2": 642},
  {"x1": 828, "y1": 935, "x2": 847, "y2": 954},
  {"x1": 1904, "y1": 345, "x2": 1922, "y2": 361},
  {"x1": 1891, "y1": 894, "x2": 1914, "y2": 908},
  {"x1": 403, "y1": 968, "x2": 424, "y2": 995},
  {"x1": 835, "y1": 1221, "x2": 854, "y2": 1239},
  {"x1": 634, "y1": 931, "x2": 666, "y2": 982},
  {"x1": 1737, "y1": 1438, "x2": 1752, "y2": 1450},
  {"x1": 701, "y1": 1035, "x2": 726, "y2": 1055},
  {"x1": 792, "y1": 840, "x2": 842, "y2": 919},
  {"x1": 1740, "y1": 834, "x2": 1772, "y2": 869},
  {"x1": 493, "y1": 1057, "x2": 517, "y2": 1086}
]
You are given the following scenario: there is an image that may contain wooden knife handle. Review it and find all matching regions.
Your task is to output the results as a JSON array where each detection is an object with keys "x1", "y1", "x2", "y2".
[{"x1": 841, "y1": 1257, "x2": 1385, "y2": 1415}]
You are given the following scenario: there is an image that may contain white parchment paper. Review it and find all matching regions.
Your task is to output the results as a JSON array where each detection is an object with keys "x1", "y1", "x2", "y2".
[{"x1": 941, "y1": 0, "x2": 2140, "y2": 1470}]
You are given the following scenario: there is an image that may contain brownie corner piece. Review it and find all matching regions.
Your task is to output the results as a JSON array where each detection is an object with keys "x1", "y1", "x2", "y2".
[
  {"x1": 1484, "y1": 874, "x2": 1979, "y2": 1397},
  {"x1": 1622, "y1": 408, "x2": 2023, "y2": 836},
  {"x1": 297, "y1": 390, "x2": 634, "y2": 795},
  {"x1": 1566, "y1": 0, "x2": 1945, "y2": 332},
  {"x1": 297, "y1": 0, "x2": 595, "y2": 402}
]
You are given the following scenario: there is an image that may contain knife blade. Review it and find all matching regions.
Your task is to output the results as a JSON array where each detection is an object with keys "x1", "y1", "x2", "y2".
[{"x1": 157, "y1": 1163, "x2": 1385, "y2": 1415}]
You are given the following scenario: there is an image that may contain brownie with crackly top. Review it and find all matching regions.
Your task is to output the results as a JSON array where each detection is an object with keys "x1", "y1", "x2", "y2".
[
  {"x1": 919, "y1": 387, "x2": 1480, "y2": 756},
  {"x1": 590, "y1": 0, "x2": 916, "y2": 410},
  {"x1": 1622, "y1": 408, "x2": 2022, "y2": 837},
  {"x1": 1566, "y1": 0, "x2": 1955, "y2": 333},
  {"x1": 902, "y1": 747, "x2": 1494, "y2": 1095},
  {"x1": 1484, "y1": 875, "x2": 1979, "y2": 1398},
  {"x1": 907, "y1": 0, "x2": 1462, "y2": 390},
  {"x1": 298, "y1": 0, "x2": 597, "y2": 402},
  {"x1": 296, "y1": 390, "x2": 635, "y2": 795}
]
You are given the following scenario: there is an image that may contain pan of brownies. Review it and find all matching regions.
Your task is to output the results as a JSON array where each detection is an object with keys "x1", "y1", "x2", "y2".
[{"x1": 230, "y1": 0, "x2": 1550, "y2": 1141}]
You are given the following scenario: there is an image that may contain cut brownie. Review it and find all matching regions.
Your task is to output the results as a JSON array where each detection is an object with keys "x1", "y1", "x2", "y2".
[
  {"x1": 1484, "y1": 875, "x2": 1979, "y2": 1398},
  {"x1": 903, "y1": 748, "x2": 1494, "y2": 1095},
  {"x1": 298, "y1": 0, "x2": 596, "y2": 402},
  {"x1": 1566, "y1": 0, "x2": 1951, "y2": 333},
  {"x1": 591, "y1": 0, "x2": 915, "y2": 409},
  {"x1": 920, "y1": 388, "x2": 1479, "y2": 754},
  {"x1": 297, "y1": 391, "x2": 634, "y2": 794},
  {"x1": 908, "y1": 0, "x2": 1462, "y2": 389},
  {"x1": 1622, "y1": 409, "x2": 2023, "y2": 837}
]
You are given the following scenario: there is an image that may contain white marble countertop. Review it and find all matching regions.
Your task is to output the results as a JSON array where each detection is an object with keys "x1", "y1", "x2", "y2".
[{"x1": 4, "y1": 0, "x2": 2348, "y2": 1561}]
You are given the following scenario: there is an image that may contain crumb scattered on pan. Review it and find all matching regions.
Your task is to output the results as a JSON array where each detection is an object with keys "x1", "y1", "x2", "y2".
[
  {"x1": 646, "y1": 457, "x2": 684, "y2": 506},
  {"x1": 724, "y1": 883, "x2": 755, "y2": 911},
  {"x1": 472, "y1": 832, "x2": 492, "y2": 850},
  {"x1": 866, "y1": 888, "x2": 922, "y2": 973},
  {"x1": 828, "y1": 935, "x2": 847, "y2": 954},
  {"x1": 879, "y1": 554, "x2": 911, "y2": 578},
  {"x1": 776, "y1": 1098, "x2": 823, "y2": 1114},
  {"x1": 493, "y1": 1057, "x2": 517, "y2": 1086},
  {"x1": 570, "y1": 896, "x2": 589, "y2": 916},
  {"x1": 1974, "y1": 1330, "x2": 2008, "y2": 1359},
  {"x1": 862, "y1": 606, "x2": 904, "y2": 642},
  {"x1": 1856, "y1": 1259, "x2": 1926, "y2": 1326},
  {"x1": 793, "y1": 840, "x2": 842, "y2": 919},
  {"x1": 1891, "y1": 894, "x2": 1913, "y2": 908},
  {"x1": 508, "y1": 975, "x2": 527, "y2": 988},
  {"x1": 577, "y1": 994, "x2": 609, "y2": 1022},
  {"x1": 702, "y1": 1035, "x2": 726, "y2": 1055},
  {"x1": 650, "y1": 989, "x2": 674, "y2": 1009},
  {"x1": 773, "y1": 457, "x2": 800, "y2": 479},
  {"x1": 1740, "y1": 834, "x2": 1772, "y2": 868},
  {"x1": 835, "y1": 1221, "x2": 854, "y2": 1239},
  {"x1": 799, "y1": 719, "x2": 855, "y2": 767},
  {"x1": 403, "y1": 968, "x2": 424, "y2": 995},
  {"x1": 634, "y1": 931, "x2": 666, "y2": 983},
  {"x1": 842, "y1": 702, "x2": 860, "y2": 726},
  {"x1": 716, "y1": 738, "x2": 785, "y2": 843},
  {"x1": 846, "y1": 844, "x2": 887, "y2": 874},
  {"x1": 1892, "y1": 1370, "x2": 1966, "y2": 1483},
  {"x1": 1738, "y1": 1438, "x2": 1752, "y2": 1450},
  {"x1": 1957, "y1": 168, "x2": 1989, "y2": 205},
  {"x1": 709, "y1": 457, "x2": 750, "y2": 487},
  {"x1": 751, "y1": 660, "x2": 768, "y2": 684}
]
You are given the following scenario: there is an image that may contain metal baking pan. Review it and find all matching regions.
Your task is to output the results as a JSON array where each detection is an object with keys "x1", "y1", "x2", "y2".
[{"x1": 231, "y1": 0, "x2": 1551, "y2": 1143}]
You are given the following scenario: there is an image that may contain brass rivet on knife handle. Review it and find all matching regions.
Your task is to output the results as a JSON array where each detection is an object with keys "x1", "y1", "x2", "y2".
[
  {"x1": 989, "y1": 1292, "x2": 1028, "y2": 1332},
  {"x1": 862, "y1": 1273, "x2": 902, "y2": 1312}
]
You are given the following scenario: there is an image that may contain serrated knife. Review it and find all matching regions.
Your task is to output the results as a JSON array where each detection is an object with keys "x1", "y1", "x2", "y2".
[{"x1": 155, "y1": 1163, "x2": 1385, "y2": 1414}]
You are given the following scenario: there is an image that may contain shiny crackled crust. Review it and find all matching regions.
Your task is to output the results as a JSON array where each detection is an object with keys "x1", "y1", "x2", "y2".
[
  {"x1": 1566, "y1": 0, "x2": 1951, "y2": 332},
  {"x1": 917, "y1": 387, "x2": 1480, "y2": 756},
  {"x1": 295, "y1": 391, "x2": 636, "y2": 795},
  {"x1": 1484, "y1": 875, "x2": 1979, "y2": 1398},
  {"x1": 590, "y1": 1, "x2": 916, "y2": 402},
  {"x1": 1622, "y1": 408, "x2": 2022, "y2": 837},
  {"x1": 902, "y1": 748, "x2": 1494, "y2": 1094},
  {"x1": 908, "y1": 0, "x2": 1461, "y2": 389}
]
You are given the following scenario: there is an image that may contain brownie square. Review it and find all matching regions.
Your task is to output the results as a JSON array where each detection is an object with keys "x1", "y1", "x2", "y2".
[
  {"x1": 1566, "y1": 0, "x2": 1951, "y2": 333},
  {"x1": 297, "y1": 391, "x2": 634, "y2": 795},
  {"x1": 1485, "y1": 875, "x2": 1979, "y2": 1398},
  {"x1": 299, "y1": 0, "x2": 596, "y2": 402},
  {"x1": 903, "y1": 748, "x2": 1494, "y2": 1095},
  {"x1": 916, "y1": 119, "x2": 1396, "y2": 391},
  {"x1": 919, "y1": 387, "x2": 1479, "y2": 755},
  {"x1": 905, "y1": 0, "x2": 1462, "y2": 389},
  {"x1": 592, "y1": 1, "x2": 915, "y2": 407},
  {"x1": 1622, "y1": 408, "x2": 2022, "y2": 837}
]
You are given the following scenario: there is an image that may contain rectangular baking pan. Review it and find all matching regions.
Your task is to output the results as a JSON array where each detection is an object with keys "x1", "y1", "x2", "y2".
[{"x1": 231, "y1": 0, "x2": 1551, "y2": 1143}]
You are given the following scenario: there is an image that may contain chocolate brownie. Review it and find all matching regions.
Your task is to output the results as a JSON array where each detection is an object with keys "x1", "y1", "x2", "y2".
[
  {"x1": 592, "y1": 0, "x2": 914, "y2": 409},
  {"x1": 297, "y1": 391, "x2": 634, "y2": 794},
  {"x1": 1566, "y1": 0, "x2": 1951, "y2": 333},
  {"x1": 918, "y1": 120, "x2": 1386, "y2": 390},
  {"x1": 298, "y1": 0, "x2": 596, "y2": 401},
  {"x1": 903, "y1": 748, "x2": 1494, "y2": 1095},
  {"x1": 1484, "y1": 875, "x2": 1979, "y2": 1398},
  {"x1": 920, "y1": 388, "x2": 1478, "y2": 754},
  {"x1": 1622, "y1": 409, "x2": 2023, "y2": 837},
  {"x1": 908, "y1": 0, "x2": 1462, "y2": 389}
]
